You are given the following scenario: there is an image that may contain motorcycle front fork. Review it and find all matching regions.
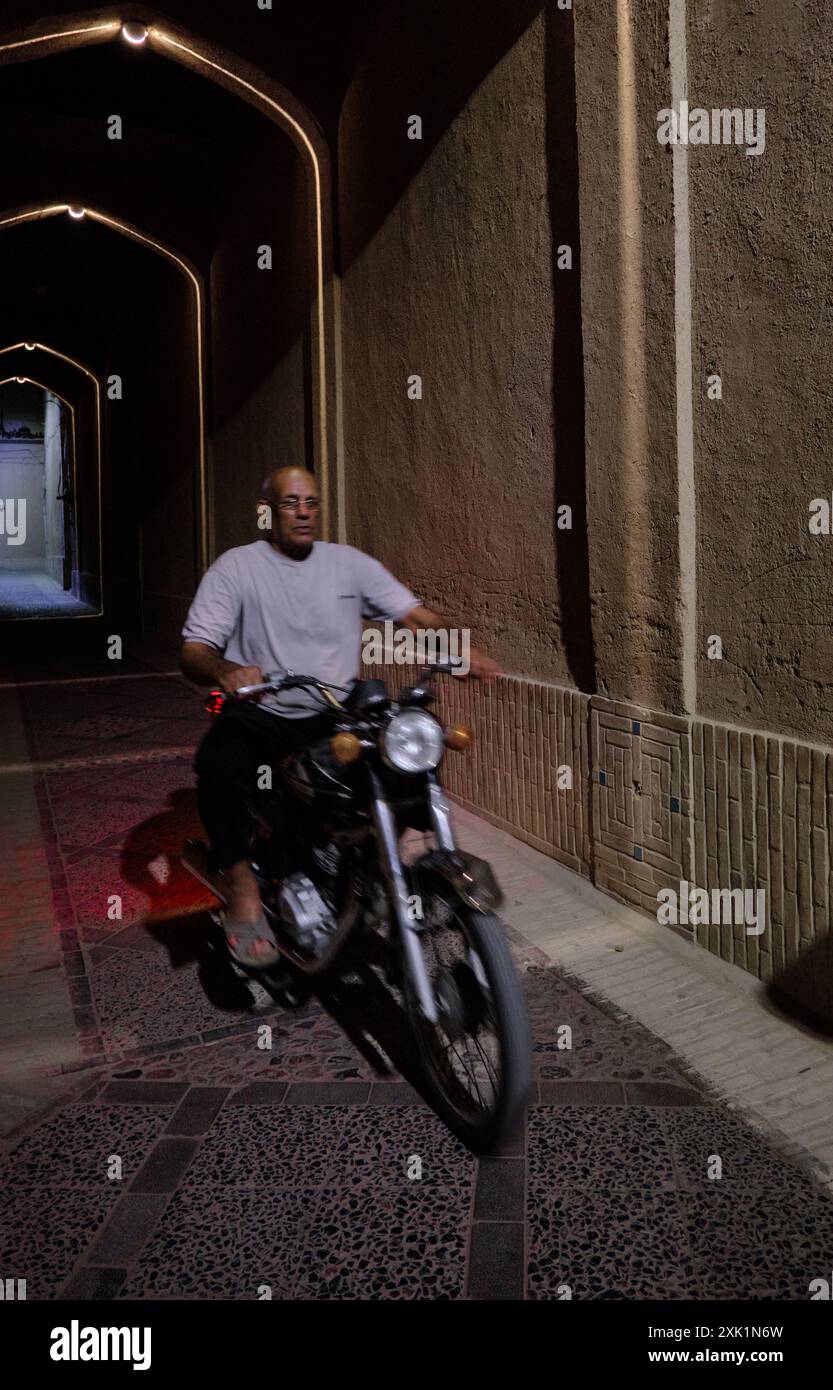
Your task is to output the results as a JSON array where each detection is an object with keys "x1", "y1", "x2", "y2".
[{"x1": 370, "y1": 771, "x2": 456, "y2": 1024}]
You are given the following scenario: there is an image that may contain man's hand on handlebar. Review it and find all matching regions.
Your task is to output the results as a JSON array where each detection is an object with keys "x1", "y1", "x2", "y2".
[{"x1": 219, "y1": 665, "x2": 264, "y2": 698}]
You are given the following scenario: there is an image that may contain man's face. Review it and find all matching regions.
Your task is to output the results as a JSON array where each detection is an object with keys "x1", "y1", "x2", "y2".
[{"x1": 270, "y1": 471, "x2": 321, "y2": 555}]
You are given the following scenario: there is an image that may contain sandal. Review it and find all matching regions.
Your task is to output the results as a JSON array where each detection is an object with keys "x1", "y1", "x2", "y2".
[{"x1": 222, "y1": 912, "x2": 282, "y2": 970}]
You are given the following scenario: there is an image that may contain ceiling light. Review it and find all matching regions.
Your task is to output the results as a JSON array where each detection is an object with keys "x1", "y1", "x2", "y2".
[
  {"x1": 67, "y1": 206, "x2": 86, "y2": 219},
  {"x1": 121, "y1": 22, "x2": 148, "y2": 45},
  {"x1": 24, "y1": 342, "x2": 36, "y2": 350}
]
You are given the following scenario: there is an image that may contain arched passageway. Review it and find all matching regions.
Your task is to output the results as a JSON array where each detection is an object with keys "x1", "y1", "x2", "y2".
[
  {"x1": 0, "y1": 340, "x2": 100, "y2": 614},
  {"x1": 0, "y1": 12, "x2": 336, "y2": 544},
  {"x1": 0, "y1": 12, "x2": 335, "y2": 634},
  {"x1": 0, "y1": 373, "x2": 86, "y2": 617}
]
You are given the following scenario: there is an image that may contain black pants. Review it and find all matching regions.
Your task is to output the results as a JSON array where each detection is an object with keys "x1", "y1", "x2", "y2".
[{"x1": 193, "y1": 703, "x2": 333, "y2": 873}]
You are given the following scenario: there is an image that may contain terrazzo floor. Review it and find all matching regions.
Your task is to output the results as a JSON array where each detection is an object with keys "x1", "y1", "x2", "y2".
[{"x1": 2, "y1": 667, "x2": 833, "y2": 1299}]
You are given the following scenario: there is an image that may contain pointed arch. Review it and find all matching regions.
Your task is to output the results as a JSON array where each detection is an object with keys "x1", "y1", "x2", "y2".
[
  {"x1": 0, "y1": 204, "x2": 206, "y2": 575},
  {"x1": 0, "y1": 11, "x2": 338, "y2": 538},
  {"x1": 0, "y1": 372, "x2": 81, "y2": 612},
  {"x1": 0, "y1": 338, "x2": 102, "y2": 610}
]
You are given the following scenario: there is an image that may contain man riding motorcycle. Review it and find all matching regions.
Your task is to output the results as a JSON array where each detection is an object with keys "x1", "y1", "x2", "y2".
[{"x1": 180, "y1": 465, "x2": 502, "y2": 969}]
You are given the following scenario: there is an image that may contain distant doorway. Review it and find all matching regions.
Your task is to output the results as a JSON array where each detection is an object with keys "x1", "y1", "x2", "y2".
[{"x1": 0, "y1": 380, "x2": 92, "y2": 618}]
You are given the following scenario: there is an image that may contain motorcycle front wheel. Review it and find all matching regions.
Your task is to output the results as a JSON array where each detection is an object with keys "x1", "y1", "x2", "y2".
[{"x1": 402, "y1": 892, "x2": 532, "y2": 1153}]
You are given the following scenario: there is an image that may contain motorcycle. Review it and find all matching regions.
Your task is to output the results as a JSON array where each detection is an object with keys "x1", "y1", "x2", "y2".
[{"x1": 182, "y1": 662, "x2": 531, "y2": 1152}]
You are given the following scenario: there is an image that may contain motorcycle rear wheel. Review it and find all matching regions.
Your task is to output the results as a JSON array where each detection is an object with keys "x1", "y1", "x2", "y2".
[{"x1": 403, "y1": 898, "x2": 532, "y2": 1153}]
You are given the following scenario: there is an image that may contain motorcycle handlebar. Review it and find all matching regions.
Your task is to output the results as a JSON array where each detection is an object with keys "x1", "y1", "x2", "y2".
[
  {"x1": 224, "y1": 672, "x2": 350, "y2": 703},
  {"x1": 210, "y1": 666, "x2": 454, "y2": 715},
  {"x1": 230, "y1": 680, "x2": 282, "y2": 700}
]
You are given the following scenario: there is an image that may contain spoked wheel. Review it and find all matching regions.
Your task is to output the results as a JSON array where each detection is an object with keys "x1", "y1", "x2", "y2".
[{"x1": 403, "y1": 891, "x2": 532, "y2": 1152}]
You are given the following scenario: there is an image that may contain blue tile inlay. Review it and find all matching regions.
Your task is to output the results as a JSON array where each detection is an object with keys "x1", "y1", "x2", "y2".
[
  {"x1": 634, "y1": 846, "x2": 643, "y2": 861},
  {"x1": 632, "y1": 720, "x2": 641, "y2": 734}
]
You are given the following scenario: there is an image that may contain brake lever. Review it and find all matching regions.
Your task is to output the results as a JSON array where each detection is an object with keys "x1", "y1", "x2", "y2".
[{"x1": 231, "y1": 680, "x2": 281, "y2": 700}]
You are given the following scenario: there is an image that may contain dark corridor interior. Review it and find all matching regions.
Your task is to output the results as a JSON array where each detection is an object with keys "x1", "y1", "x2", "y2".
[
  {"x1": 0, "y1": 377, "x2": 87, "y2": 619},
  {"x1": 0, "y1": 19, "x2": 332, "y2": 639},
  {"x1": 0, "y1": 0, "x2": 563, "y2": 677}
]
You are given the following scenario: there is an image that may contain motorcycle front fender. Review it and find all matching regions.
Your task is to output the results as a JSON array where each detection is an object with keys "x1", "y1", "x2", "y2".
[{"x1": 412, "y1": 848, "x2": 504, "y2": 914}]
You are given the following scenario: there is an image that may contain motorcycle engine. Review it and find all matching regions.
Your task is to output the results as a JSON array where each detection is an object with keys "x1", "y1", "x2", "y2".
[{"x1": 277, "y1": 871, "x2": 338, "y2": 955}]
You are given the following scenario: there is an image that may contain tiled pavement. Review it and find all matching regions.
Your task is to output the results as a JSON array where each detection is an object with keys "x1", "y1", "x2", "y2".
[
  {"x1": 1, "y1": 668, "x2": 833, "y2": 1299},
  {"x1": 453, "y1": 805, "x2": 833, "y2": 1186},
  {"x1": 0, "y1": 686, "x2": 81, "y2": 1085}
]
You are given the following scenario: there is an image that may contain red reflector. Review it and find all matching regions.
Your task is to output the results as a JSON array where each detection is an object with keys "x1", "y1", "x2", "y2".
[{"x1": 205, "y1": 689, "x2": 225, "y2": 717}]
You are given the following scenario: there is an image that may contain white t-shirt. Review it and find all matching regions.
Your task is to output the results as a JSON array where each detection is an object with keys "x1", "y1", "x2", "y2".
[{"x1": 182, "y1": 540, "x2": 419, "y2": 717}]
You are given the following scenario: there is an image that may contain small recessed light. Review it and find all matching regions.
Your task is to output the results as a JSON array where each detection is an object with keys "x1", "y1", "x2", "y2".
[
  {"x1": 121, "y1": 21, "x2": 148, "y2": 45},
  {"x1": 24, "y1": 342, "x2": 36, "y2": 350},
  {"x1": 15, "y1": 377, "x2": 25, "y2": 384},
  {"x1": 67, "y1": 205, "x2": 86, "y2": 219}
]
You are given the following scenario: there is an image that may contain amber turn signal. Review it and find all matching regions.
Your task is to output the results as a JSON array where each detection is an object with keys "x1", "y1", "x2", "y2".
[
  {"x1": 330, "y1": 732, "x2": 362, "y2": 763},
  {"x1": 445, "y1": 722, "x2": 473, "y2": 751}
]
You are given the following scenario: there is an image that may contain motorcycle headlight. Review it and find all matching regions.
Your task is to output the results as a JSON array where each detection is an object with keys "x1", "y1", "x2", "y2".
[{"x1": 382, "y1": 709, "x2": 445, "y2": 774}]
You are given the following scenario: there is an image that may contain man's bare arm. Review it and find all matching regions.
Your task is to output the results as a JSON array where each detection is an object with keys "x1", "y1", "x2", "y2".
[
  {"x1": 180, "y1": 641, "x2": 263, "y2": 695},
  {"x1": 399, "y1": 605, "x2": 503, "y2": 681}
]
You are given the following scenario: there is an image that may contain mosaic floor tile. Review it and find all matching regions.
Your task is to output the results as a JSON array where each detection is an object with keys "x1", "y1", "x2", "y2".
[
  {"x1": 65, "y1": 851, "x2": 163, "y2": 936},
  {"x1": 112, "y1": 759, "x2": 196, "y2": 800},
  {"x1": 182, "y1": 1104, "x2": 352, "y2": 1190},
  {"x1": 97, "y1": 1013, "x2": 379, "y2": 1087},
  {"x1": 49, "y1": 795, "x2": 160, "y2": 851},
  {"x1": 105, "y1": 798, "x2": 205, "y2": 859},
  {"x1": 297, "y1": 1185, "x2": 470, "y2": 1300},
  {"x1": 27, "y1": 735, "x2": 104, "y2": 762},
  {"x1": 89, "y1": 947, "x2": 246, "y2": 1055},
  {"x1": 0, "y1": 1103, "x2": 174, "y2": 1189},
  {"x1": 681, "y1": 1183, "x2": 833, "y2": 1300},
  {"x1": 0, "y1": 1185, "x2": 119, "y2": 1299},
  {"x1": 66, "y1": 849, "x2": 212, "y2": 938},
  {"x1": 117, "y1": 1185, "x2": 315, "y2": 1299},
  {"x1": 538, "y1": 1053, "x2": 691, "y2": 1083},
  {"x1": 333, "y1": 1105, "x2": 475, "y2": 1187},
  {"x1": 527, "y1": 1188, "x2": 699, "y2": 1300},
  {"x1": 45, "y1": 765, "x2": 132, "y2": 803},
  {"x1": 528, "y1": 1105, "x2": 678, "y2": 1195},
  {"x1": 114, "y1": 721, "x2": 204, "y2": 750},
  {"x1": 659, "y1": 1106, "x2": 832, "y2": 1201},
  {"x1": 525, "y1": 968, "x2": 684, "y2": 1080},
  {"x1": 36, "y1": 716, "x2": 161, "y2": 743}
]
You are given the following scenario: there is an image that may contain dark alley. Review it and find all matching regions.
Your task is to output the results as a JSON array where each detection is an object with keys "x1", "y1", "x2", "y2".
[{"x1": 0, "y1": 0, "x2": 831, "y2": 1340}]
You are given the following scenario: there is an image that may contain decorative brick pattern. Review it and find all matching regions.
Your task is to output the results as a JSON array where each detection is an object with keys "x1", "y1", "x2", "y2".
[{"x1": 591, "y1": 696, "x2": 692, "y2": 918}]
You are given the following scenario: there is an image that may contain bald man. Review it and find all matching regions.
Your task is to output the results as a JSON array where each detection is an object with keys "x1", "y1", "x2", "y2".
[{"x1": 181, "y1": 466, "x2": 501, "y2": 968}]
